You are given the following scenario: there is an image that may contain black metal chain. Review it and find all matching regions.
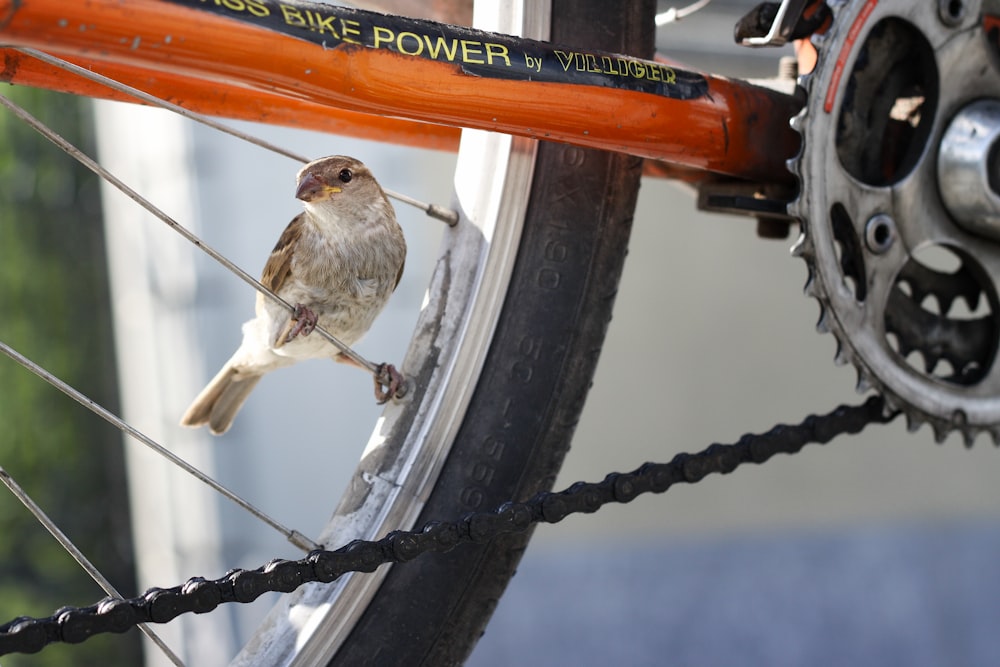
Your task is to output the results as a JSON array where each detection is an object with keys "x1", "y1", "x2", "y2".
[{"x1": 0, "y1": 396, "x2": 894, "y2": 656}]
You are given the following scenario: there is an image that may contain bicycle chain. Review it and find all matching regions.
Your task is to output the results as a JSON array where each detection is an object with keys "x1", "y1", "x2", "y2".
[{"x1": 0, "y1": 397, "x2": 894, "y2": 656}]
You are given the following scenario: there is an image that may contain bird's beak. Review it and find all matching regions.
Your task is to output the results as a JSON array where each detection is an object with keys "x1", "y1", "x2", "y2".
[{"x1": 295, "y1": 172, "x2": 342, "y2": 202}]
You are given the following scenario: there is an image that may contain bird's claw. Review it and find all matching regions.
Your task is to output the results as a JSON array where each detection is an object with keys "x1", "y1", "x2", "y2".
[
  {"x1": 286, "y1": 304, "x2": 318, "y2": 342},
  {"x1": 374, "y1": 363, "x2": 406, "y2": 404}
]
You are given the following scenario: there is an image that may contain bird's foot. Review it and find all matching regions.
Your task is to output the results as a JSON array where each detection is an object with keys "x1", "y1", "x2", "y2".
[
  {"x1": 374, "y1": 363, "x2": 406, "y2": 404},
  {"x1": 286, "y1": 304, "x2": 318, "y2": 342}
]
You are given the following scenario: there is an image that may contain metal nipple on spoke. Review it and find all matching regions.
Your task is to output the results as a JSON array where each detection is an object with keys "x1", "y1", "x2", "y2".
[
  {"x1": 11, "y1": 46, "x2": 459, "y2": 226},
  {"x1": 0, "y1": 340, "x2": 322, "y2": 554},
  {"x1": 384, "y1": 187, "x2": 460, "y2": 226},
  {"x1": 0, "y1": 466, "x2": 186, "y2": 666},
  {"x1": 0, "y1": 91, "x2": 381, "y2": 376}
]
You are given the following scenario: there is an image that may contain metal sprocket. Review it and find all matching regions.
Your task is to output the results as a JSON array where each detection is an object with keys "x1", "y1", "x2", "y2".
[{"x1": 789, "y1": 0, "x2": 1000, "y2": 444}]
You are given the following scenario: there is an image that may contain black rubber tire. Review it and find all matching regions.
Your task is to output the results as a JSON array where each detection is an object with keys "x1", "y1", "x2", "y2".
[{"x1": 330, "y1": 1, "x2": 656, "y2": 664}]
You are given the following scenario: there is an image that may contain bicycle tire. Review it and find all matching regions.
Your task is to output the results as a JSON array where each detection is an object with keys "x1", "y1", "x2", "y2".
[{"x1": 327, "y1": 1, "x2": 655, "y2": 664}]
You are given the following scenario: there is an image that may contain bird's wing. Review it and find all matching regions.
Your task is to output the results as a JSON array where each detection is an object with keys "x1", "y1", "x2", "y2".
[{"x1": 261, "y1": 212, "x2": 305, "y2": 294}]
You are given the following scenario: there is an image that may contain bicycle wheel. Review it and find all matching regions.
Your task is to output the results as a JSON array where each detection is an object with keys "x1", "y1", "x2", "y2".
[{"x1": 230, "y1": 0, "x2": 654, "y2": 664}]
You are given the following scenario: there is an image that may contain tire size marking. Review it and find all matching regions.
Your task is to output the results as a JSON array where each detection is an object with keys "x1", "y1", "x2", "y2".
[{"x1": 459, "y1": 404, "x2": 510, "y2": 510}]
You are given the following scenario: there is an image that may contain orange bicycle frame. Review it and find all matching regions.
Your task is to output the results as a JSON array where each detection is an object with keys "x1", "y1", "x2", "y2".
[{"x1": 0, "y1": 0, "x2": 800, "y2": 184}]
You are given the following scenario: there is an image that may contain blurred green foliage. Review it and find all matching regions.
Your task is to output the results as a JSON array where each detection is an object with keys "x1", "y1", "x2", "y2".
[{"x1": 0, "y1": 86, "x2": 142, "y2": 665}]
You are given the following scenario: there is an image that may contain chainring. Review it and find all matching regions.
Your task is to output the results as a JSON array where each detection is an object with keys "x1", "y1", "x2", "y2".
[{"x1": 789, "y1": 0, "x2": 1000, "y2": 443}]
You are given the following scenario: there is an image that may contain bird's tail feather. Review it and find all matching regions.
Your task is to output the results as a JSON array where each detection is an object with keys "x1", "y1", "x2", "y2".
[{"x1": 180, "y1": 362, "x2": 261, "y2": 435}]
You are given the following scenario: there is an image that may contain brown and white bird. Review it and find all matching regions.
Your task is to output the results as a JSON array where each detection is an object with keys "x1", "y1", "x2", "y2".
[{"x1": 180, "y1": 155, "x2": 407, "y2": 435}]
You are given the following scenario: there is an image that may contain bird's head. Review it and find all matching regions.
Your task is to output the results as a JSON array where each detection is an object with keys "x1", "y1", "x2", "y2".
[{"x1": 295, "y1": 155, "x2": 390, "y2": 223}]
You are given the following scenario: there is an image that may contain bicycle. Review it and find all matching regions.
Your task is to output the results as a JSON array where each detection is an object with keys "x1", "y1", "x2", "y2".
[{"x1": 1, "y1": 0, "x2": 999, "y2": 664}]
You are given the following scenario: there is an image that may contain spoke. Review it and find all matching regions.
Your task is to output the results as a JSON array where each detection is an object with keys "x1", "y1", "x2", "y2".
[
  {"x1": 0, "y1": 341, "x2": 321, "y2": 553},
  {"x1": 0, "y1": 466, "x2": 185, "y2": 666},
  {"x1": 0, "y1": 91, "x2": 382, "y2": 375},
  {"x1": 11, "y1": 47, "x2": 458, "y2": 225},
  {"x1": 379, "y1": 186, "x2": 459, "y2": 226},
  {"x1": 656, "y1": 0, "x2": 712, "y2": 25}
]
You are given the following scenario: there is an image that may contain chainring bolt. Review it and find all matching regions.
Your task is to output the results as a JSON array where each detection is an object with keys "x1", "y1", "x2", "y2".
[{"x1": 864, "y1": 214, "x2": 897, "y2": 254}]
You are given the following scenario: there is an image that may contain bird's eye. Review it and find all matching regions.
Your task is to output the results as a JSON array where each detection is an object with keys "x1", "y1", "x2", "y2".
[{"x1": 338, "y1": 168, "x2": 353, "y2": 183}]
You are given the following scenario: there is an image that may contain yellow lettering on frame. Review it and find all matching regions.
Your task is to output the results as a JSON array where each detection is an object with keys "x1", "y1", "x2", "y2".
[
  {"x1": 422, "y1": 34, "x2": 460, "y2": 60},
  {"x1": 244, "y1": 0, "x2": 269, "y2": 17},
  {"x1": 424, "y1": 35, "x2": 458, "y2": 61},
  {"x1": 372, "y1": 25, "x2": 394, "y2": 49},
  {"x1": 554, "y1": 50, "x2": 573, "y2": 72},
  {"x1": 309, "y1": 11, "x2": 340, "y2": 38},
  {"x1": 396, "y1": 31, "x2": 424, "y2": 56},
  {"x1": 341, "y1": 18, "x2": 362, "y2": 44},
  {"x1": 584, "y1": 54, "x2": 601, "y2": 73},
  {"x1": 485, "y1": 42, "x2": 511, "y2": 67},
  {"x1": 460, "y1": 39, "x2": 485, "y2": 64},
  {"x1": 280, "y1": 4, "x2": 305, "y2": 27}
]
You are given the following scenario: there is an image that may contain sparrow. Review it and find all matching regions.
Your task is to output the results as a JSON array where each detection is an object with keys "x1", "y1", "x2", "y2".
[{"x1": 180, "y1": 155, "x2": 407, "y2": 435}]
